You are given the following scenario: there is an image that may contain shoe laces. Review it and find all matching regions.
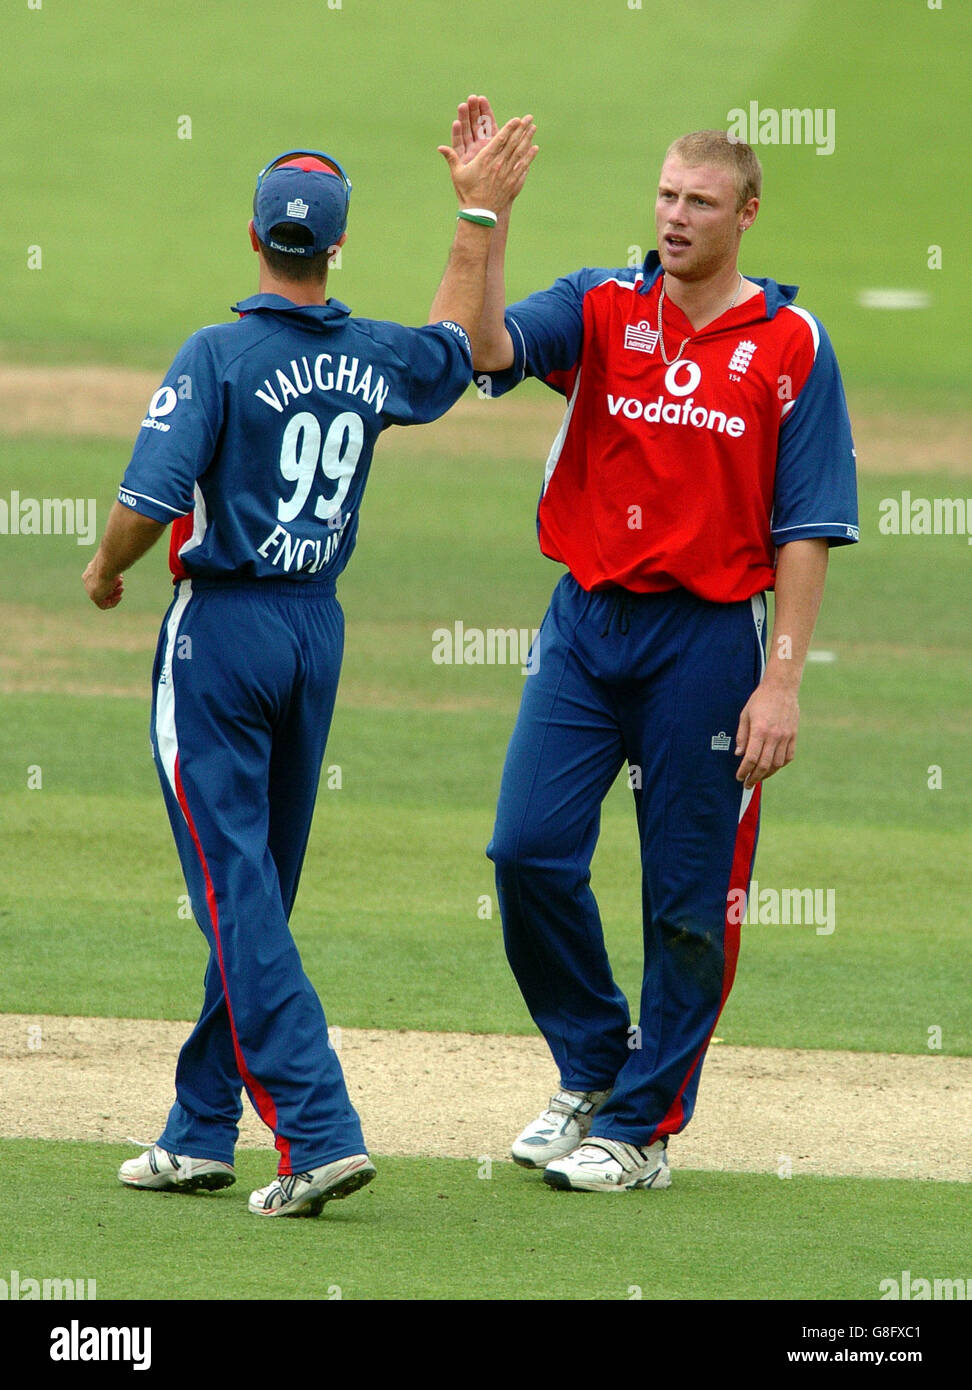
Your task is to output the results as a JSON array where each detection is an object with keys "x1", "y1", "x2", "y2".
[{"x1": 276, "y1": 1172, "x2": 312, "y2": 1201}]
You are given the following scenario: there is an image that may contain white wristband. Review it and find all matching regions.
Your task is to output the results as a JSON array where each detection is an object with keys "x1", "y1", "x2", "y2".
[{"x1": 457, "y1": 207, "x2": 498, "y2": 228}]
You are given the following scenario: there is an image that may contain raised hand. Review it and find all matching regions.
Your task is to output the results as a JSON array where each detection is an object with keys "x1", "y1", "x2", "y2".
[
  {"x1": 438, "y1": 113, "x2": 538, "y2": 214},
  {"x1": 451, "y1": 94, "x2": 497, "y2": 166}
]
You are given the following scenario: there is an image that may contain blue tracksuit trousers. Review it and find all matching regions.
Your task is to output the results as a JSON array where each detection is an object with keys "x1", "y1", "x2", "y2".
[
  {"x1": 149, "y1": 577, "x2": 366, "y2": 1175},
  {"x1": 488, "y1": 573, "x2": 766, "y2": 1146}
]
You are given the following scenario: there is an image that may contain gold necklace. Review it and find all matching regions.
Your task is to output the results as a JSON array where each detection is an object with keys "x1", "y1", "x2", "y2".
[{"x1": 657, "y1": 273, "x2": 744, "y2": 366}]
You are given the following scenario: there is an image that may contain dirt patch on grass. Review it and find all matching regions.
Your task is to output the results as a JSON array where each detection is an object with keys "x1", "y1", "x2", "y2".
[
  {"x1": 0, "y1": 366, "x2": 160, "y2": 440},
  {"x1": 0, "y1": 601, "x2": 156, "y2": 698},
  {"x1": 0, "y1": 603, "x2": 510, "y2": 708},
  {"x1": 0, "y1": 1013, "x2": 967, "y2": 1181},
  {"x1": 0, "y1": 364, "x2": 968, "y2": 474}
]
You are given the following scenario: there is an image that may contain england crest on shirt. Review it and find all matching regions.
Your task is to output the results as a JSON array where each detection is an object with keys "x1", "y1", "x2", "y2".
[{"x1": 728, "y1": 339, "x2": 757, "y2": 379}]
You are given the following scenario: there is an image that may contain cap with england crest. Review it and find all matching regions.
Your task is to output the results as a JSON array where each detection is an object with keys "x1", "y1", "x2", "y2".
[{"x1": 252, "y1": 152, "x2": 351, "y2": 257}]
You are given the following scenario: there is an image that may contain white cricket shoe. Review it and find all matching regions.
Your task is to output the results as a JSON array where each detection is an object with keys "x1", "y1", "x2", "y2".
[
  {"x1": 543, "y1": 1137, "x2": 671, "y2": 1192},
  {"x1": 248, "y1": 1153, "x2": 376, "y2": 1218},
  {"x1": 118, "y1": 1144, "x2": 236, "y2": 1193},
  {"x1": 511, "y1": 1088, "x2": 612, "y2": 1168}
]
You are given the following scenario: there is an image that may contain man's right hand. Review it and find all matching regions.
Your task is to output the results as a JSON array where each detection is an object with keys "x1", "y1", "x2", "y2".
[
  {"x1": 428, "y1": 95, "x2": 528, "y2": 371},
  {"x1": 438, "y1": 110, "x2": 537, "y2": 215}
]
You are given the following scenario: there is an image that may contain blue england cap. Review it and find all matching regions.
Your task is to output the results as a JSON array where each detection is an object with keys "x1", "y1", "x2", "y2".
[{"x1": 252, "y1": 151, "x2": 351, "y2": 257}]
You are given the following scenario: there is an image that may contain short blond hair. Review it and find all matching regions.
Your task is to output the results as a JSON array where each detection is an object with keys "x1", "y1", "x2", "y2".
[{"x1": 664, "y1": 130, "x2": 762, "y2": 210}]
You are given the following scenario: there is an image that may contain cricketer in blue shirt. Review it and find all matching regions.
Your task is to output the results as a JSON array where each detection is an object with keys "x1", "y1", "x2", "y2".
[{"x1": 84, "y1": 119, "x2": 539, "y2": 1217}]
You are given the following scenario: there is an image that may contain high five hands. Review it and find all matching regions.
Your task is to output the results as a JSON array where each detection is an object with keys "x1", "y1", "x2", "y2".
[{"x1": 439, "y1": 95, "x2": 537, "y2": 212}]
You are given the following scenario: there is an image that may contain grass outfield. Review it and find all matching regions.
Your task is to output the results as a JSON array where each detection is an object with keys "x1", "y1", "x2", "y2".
[
  {"x1": 1, "y1": 789, "x2": 967, "y2": 1053},
  {"x1": 1, "y1": 1140, "x2": 966, "y2": 1301},
  {"x1": 3, "y1": 3, "x2": 968, "y2": 1311},
  {"x1": 0, "y1": 437, "x2": 968, "y2": 1052},
  {"x1": 3, "y1": 0, "x2": 969, "y2": 401}
]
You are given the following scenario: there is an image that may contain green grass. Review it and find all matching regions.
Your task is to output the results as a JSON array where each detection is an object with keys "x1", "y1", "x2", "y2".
[
  {"x1": 0, "y1": 435, "x2": 968, "y2": 1052},
  {"x1": 2, "y1": 0, "x2": 969, "y2": 399},
  {"x1": 0, "y1": 788, "x2": 967, "y2": 1051},
  {"x1": 2, "y1": 5, "x2": 969, "y2": 1305},
  {"x1": 0, "y1": 1140, "x2": 965, "y2": 1301}
]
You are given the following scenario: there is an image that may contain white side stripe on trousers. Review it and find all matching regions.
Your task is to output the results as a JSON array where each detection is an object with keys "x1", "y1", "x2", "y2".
[
  {"x1": 738, "y1": 591, "x2": 768, "y2": 824},
  {"x1": 154, "y1": 579, "x2": 193, "y2": 813}
]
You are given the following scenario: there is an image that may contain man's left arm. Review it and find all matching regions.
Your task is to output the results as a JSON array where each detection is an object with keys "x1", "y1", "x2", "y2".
[
  {"x1": 735, "y1": 308, "x2": 859, "y2": 788},
  {"x1": 734, "y1": 537, "x2": 829, "y2": 789},
  {"x1": 82, "y1": 502, "x2": 166, "y2": 609}
]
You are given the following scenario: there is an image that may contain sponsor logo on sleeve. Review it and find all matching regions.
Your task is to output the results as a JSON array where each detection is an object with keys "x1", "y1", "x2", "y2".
[{"x1": 140, "y1": 386, "x2": 178, "y2": 433}]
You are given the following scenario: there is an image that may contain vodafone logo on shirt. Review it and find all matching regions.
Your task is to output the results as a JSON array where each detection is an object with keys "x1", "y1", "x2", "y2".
[
  {"x1": 663, "y1": 360, "x2": 701, "y2": 395},
  {"x1": 606, "y1": 359, "x2": 746, "y2": 437},
  {"x1": 140, "y1": 386, "x2": 178, "y2": 433}
]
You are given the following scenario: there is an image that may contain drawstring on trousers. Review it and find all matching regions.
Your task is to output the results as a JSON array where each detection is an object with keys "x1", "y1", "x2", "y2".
[{"x1": 599, "y1": 590, "x2": 633, "y2": 638}]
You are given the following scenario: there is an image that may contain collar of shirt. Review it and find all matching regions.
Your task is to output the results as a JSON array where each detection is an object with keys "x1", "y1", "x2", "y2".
[
  {"x1": 638, "y1": 250, "x2": 798, "y2": 320},
  {"x1": 231, "y1": 292, "x2": 353, "y2": 325}
]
